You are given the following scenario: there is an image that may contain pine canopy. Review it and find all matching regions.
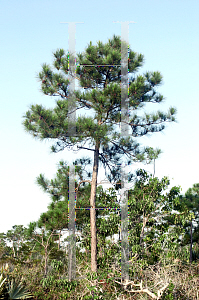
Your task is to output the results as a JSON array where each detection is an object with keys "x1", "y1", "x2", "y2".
[{"x1": 23, "y1": 35, "x2": 176, "y2": 183}]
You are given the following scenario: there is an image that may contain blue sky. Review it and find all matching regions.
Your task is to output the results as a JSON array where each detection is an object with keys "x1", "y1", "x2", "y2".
[{"x1": 0, "y1": 0, "x2": 199, "y2": 235}]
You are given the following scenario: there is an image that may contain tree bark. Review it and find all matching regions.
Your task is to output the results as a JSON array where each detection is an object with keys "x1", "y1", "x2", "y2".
[
  {"x1": 190, "y1": 220, "x2": 193, "y2": 264},
  {"x1": 90, "y1": 143, "x2": 99, "y2": 272},
  {"x1": 44, "y1": 248, "x2": 48, "y2": 277}
]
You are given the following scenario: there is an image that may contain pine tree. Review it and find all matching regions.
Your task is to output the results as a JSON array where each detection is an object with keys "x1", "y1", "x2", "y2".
[
  {"x1": 35, "y1": 159, "x2": 121, "y2": 264},
  {"x1": 22, "y1": 35, "x2": 177, "y2": 273}
]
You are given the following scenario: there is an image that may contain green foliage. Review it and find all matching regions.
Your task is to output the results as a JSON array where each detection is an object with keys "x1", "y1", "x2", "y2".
[
  {"x1": 5, "y1": 278, "x2": 32, "y2": 299},
  {"x1": 127, "y1": 169, "x2": 181, "y2": 264},
  {"x1": 161, "y1": 282, "x2": 175, "y2": 300},
  {"x1": 15, "y1": 33, "x2": 199, "y2": 299},
  {"x1": 40, "y1": 275, "x2": 77, "y2": 292},
  {"x1": 165, "y1": 183, "x2": 199, "y2": 262},
  {"x1": 0, "y1": 274, "x2": 8, "y2": 299},
  {"x1": 145, "y1": 146, "x2": 162, "y2": 163},
  {"x1": 22, "y1": 35, "x2": 177, "y2": 184},
  {"x1": 161, "y1": 282, "x2": 189, "y2": 300},
  {"x1": 0, "y1": 263, "x2": 33, "y2": 300},
  {"x1": 50, "y1": 259, "x2": 63, "y2": 273}
]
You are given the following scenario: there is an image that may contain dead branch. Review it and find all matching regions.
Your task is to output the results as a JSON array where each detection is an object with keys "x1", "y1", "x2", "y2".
[{"x1": 115, "y1": 278, "x2": 169, "y2": 299}]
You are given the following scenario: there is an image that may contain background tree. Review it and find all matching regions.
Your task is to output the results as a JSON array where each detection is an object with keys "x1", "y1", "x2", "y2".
[
  {"x1": 126, "y1": 169, "x2": 181, "y2": 267},
  {"x1": 170, "y1": 183, "x2": 199, "y2": 263},
  {"x1": 4, "y1": 225, "x2": 29, "y2": 260},
  {"x1": 36, "y1": 158, "x2": 92, "y2": 236},
  {"x1": 1, "y1": 180, "x2": 199, "y2": 299},
  {"x1": 145, "y1": 147, "x2": 162, "y2": 178},
  {"x1": 36, "y1": 163, "x2": 184, "y2": 274},
  {"x1": 25, "y1": 220, "x2": 66, "y2": 277},
  {"x1": 22, "y1": 34, "x2": 177, "y2": 273},
  {"x1": 0, "y1": 233, "x2": 11, "y2": 268}
]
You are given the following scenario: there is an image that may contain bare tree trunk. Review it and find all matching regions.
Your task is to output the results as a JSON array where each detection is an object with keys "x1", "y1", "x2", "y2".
[
  {"x1": 68, "y1": 242, "x2": 73, "y2": 281},
  {"x1": 90, "y1": 143, "x2": 99, "y2": 273},
  {"x1": 190, "y1": 220, "x2": 193, "y2": 264},
  {"x1": 44, "y1": 249, "x2": 48, "y2": 277}
]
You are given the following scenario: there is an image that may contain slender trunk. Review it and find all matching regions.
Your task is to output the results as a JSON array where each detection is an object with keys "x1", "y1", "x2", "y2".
[
  {"x1": 190, "y1": 220, "x2": 193, "y2": 264},
  {"x1": 12, "y1": 243, "x2": 16, "y2": 258},
  {"x1": 68, "y1": 244, "x2": 73, "y2": 281},
  {"x1": 16, "y1": 239, "x2": 19, "y2": 257},
  {"x1": 44, "y1": 248, "x2": 48, "y2": 276},
  {"x1": 140, "y1": 215, "x2": 149, "y2": 247},
  {"x1": 90, "y1": 143, "x2": 99, "y2": 273}
]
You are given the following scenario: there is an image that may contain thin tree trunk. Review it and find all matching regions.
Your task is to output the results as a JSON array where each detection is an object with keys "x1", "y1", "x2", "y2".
[
  {"x1": 12, "y1": 243, "x2": 16, "y2": 258},
  {"x1": 44, "y1": 249, "x2": 48, "y2": 276},
  {"x1": 140, "y1": 215, "x2": 149, "y2": 248},
  {"x1": 68, "y1": 243, "x2": 73, "y2": 281},
  {"x1": 90, "y1": 143, "x2": 99, "y2": 273},
  {"x1": 190, "y1": 220, "x2": 193, "y2": 264},
  {"x1": 140, "y1": 217, "x2": 146, "y2": 246}
]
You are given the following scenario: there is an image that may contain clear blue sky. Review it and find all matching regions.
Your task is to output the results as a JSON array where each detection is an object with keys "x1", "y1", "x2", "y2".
[{"x1": 0, "y1": 0, "x2": 199, "y2": 235}]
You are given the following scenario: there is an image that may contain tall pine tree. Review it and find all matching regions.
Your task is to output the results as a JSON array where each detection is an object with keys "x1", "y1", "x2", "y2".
[{"x1": 22, "y1": 35, "x2": 177, "y2": 273}]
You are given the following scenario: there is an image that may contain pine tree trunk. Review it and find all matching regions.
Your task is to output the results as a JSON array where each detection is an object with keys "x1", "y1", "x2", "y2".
[{"x1": 90, "y1": 143, "x2": 99, "y2": 272}]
